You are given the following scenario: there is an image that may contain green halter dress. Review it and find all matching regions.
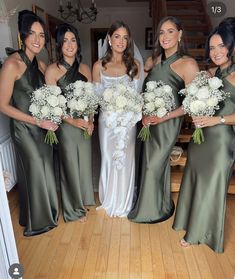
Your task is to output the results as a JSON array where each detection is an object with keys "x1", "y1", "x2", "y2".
[
  {"x1": 57, "y1": 59, "x2": 95, "y2": 222},
  {"x1": 173, "y1": 63, "x2": 235, "y2": 253},
  {"x1": 128, "y1": 52, "x2": 185, "y2": 223},
  {"x1": 10, "y1": 50, "x2": 58, "y2": 236}
]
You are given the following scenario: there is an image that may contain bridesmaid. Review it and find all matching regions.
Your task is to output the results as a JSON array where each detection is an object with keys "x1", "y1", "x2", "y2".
[
  {"x1": 128, "y1": 16, "x2": 199, "y2": 223},
  {"x1": 45, "y1": 23, "x2": 95, "y2": 222},
  {"x1": 0, "y1": 10, "x2": 59, "y2": 236},
  {"x1": 173, "y1": 23, "x2": 235, "y2": 253}
]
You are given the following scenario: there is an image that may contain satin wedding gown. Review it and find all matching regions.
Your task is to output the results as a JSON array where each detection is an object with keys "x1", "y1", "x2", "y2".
[{"x1": 96, "y1": 72, "x2": 140, "y2": 217}]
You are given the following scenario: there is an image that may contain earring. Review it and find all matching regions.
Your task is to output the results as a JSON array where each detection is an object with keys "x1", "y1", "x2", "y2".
[
  {"x1": 178, "y1": 38, "x2": 181, "y2": 43},
  {"x1": 108, "y1": 40, "x2": 111, "y2": 46}
]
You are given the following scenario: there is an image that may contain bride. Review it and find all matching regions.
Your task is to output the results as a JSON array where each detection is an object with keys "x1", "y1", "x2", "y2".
[{"x1": 92, "y1": 20, "x2": 142, "y2": 217}]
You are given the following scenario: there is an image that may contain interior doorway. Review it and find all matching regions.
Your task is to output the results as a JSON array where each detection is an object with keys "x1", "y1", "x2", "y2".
[{"x1": 90, "y1": 28, "x2": 108, "y2": 66}]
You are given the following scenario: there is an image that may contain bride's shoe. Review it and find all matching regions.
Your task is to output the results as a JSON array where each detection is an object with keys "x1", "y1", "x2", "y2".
[{"x1": 180, "y1": 238, "x2": 191, "y2": 247}]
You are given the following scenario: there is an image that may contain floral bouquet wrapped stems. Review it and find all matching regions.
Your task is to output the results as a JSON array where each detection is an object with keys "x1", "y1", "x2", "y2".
[
  {"x1": 138, "y1": 80, "x2": 176, "y2": 141},
  {"x1": 65, "y1": 80, "x2": 100, "y2": 139},
  {"x1": 100, "y1": 82, "x2": 143, "y2": 169},
  {"x1": 180, "y1": 71, "x2": 230, "y2": 144},
  {"x1": 29, "y1": 85, "x2": 67, "y2": 145}
]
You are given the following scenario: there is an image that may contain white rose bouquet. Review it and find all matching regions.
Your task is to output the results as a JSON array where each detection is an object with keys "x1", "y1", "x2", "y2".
[
  {"x1": 138, "y1": 80, "x2": 176, "y2": 141},
  {"x1": 65, "y1": 80, "x2": 100, "y2": 139},
  {"x1": 180, "y1": 71, "x2": 229, "y2": 144},
  {"x1": 29, "y1": 85, "x2": 67, "y2": 145},
  {"x1": 100, "y1": 82, "x2": 143, "y2": 169}
]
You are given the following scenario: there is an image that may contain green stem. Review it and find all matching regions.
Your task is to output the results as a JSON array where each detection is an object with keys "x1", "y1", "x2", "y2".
[
  {"x1": 44, "y1": 131, "x2": 59, "y2": 145},
  {"x1": 137, "y1": 126, "x2": 152, "y2": 141},
  {"x1": 192, "y1": 128, "x2": 204, "y2": 144}
]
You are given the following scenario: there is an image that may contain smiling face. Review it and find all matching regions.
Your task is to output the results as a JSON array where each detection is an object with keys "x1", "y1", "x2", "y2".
[
  {"x1": 24, "y1": 22, "x2": 45, "y2": 56},
  {"x1": 209, "y1": 34, "x2": 231, "y2": 68},
  {"x1": 109, "y1": 27, "x2": 129, "y2": 54},
  {"x1": 62, "y1": 31, "x2": 78, "y2": 59},
  {"x1": 158, "y1": 20, "x2": 182, "y2": 53}
]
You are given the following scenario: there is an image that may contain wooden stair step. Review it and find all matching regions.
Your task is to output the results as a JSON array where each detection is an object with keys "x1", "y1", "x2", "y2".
[
  {"x1": 183, "y1": 24, "x2": 209, "y2": 32},
  {"x1": 186, "y1": 35, "x2": 207, "y2": 44},
  {"x1": 167, "y1": 1, "x2": 202, "y2": 9},
  {"x1": 168, "y1": 13, "x2": 205, "y2": 20},
  {"x1": 188, "y1": 48, "x2": 205, "y2": 56}
]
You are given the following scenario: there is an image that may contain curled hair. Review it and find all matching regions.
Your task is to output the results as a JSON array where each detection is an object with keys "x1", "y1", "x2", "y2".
[
  {"x1": 152, "y1": 16, "x2": 187, "y2": 64},
  {"x1": 205, "y1": 25, "x2": 235, "y2": 63},
  {"x1": 55, "y1": 23, "x2": 82, "y2": 65},
  {"x1": 101, "y1": 21, "x2": 138, "y2": 80},
  {"x1": 18, "y1": 10, "x2": 48, "y2": 46}
]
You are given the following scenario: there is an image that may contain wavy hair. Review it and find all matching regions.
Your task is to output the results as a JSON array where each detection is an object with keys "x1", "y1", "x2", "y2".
[{"x1": 101, "y1": 21, "x2": 138, "y2": 80}]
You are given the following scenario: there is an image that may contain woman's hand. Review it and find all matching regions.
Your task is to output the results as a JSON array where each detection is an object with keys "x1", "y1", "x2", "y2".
[
  {"x1": 87, "y1": 121, "x2": 94, "y2": 135},
  {"x1": 192, "y1": 116, "x2": 220, "y2": 128},
  {"x1": 37, "y1": 120, "x2": 58, "y2": 131},
  {"x1": 142, "y1": 115, "x2": 167, "y2": 126}
]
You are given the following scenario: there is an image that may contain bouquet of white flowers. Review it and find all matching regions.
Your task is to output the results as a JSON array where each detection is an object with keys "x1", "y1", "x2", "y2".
[
  {"x1": 65, "y1": 80, "x2": 100, "y2": 139},
  {"x1": 100, "y1": 82, "x2": 143, "y2": 169},
  {"x1": 29, "y1": 85, "x2": 67, "y2": 145},
  {"x1": 180, "y1": 71, "x2": 229, "y2": 144},
  {"x1": 138, "y1": 80, "x2": 176, "y2": 141}
]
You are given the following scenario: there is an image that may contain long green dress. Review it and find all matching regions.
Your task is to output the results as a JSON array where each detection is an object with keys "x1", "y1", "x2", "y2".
[
  {"x1": 128, "y1": 52, "x2": 184, "y2": 223},
  {"x1": 173, "y1": 64, "x2": 235, "y2": 253},
  {"x1": 57, "y1": 59, "x2": 95, "y2": 222},
  {"x1": 10, "y1": 50, "x2": 59, "y2": 236}
]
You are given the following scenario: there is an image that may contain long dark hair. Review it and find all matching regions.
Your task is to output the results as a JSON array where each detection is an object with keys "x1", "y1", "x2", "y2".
[
  {"x1": 55, "y1": 23, "x2": 82, "y2": 65},
  {"x1": 101, "y1": 20, "x2": 138, "y2": 80},
  {"x1": 18, "y1": 10, "x2": 48, "y2": 46},
  {"x1": 219, "y1": 17, "x2": 235, "y2": 39},
  {"x1": 152, "y1": 16, "x2": 186, "y2": 64},
  {"x1": 205, "y1": 25, "x2": 235, "y2": 63}
]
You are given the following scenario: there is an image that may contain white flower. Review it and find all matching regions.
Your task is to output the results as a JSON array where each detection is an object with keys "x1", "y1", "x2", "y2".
[
  {"x1": 74, "y1": 80, "x2": 84, "y2": 90},
  {"x1": 84, "y1": 82, "x2": 94, "y2": 91},
  {"x1": 116, "y1": 95, "x2": 127, "y2": 109},
  {"x1": 146, "y1": 81, "x2": 157, "y2": 91},
  {"x1": 47, "y1": 95, "x2": 59, "y2": 107},
  {"x1": 52, "y1": 107, "x2": 63, "y2": 116},
  {"x1": 190, "y1": 100, "x2": 207, "y2": 114},
  {"x1": 29, "y1": 103, "x2": 39, "y2": 114},
  {"x1": 103, "y1": 89, "x2": 113, "y2": 102},
  {"x1": 157, "y1": 107, "x2": 167, "y2": 118},
  {"x1": 67, "y1": 99, "x2": 77, "y2": 110},
  {"x1": 145, "y1": 102, "x2": 155, "y2": 112},
  {"x1": 34, "y1": 90, "x2": 44, "y2": 100},
  {"x1": 75, "y1": 100, "x2": 87, "y2": 111},
  {"x1": 208, "y1": 77, "x2": 223, "y2": 90},
  {"x1": 58, "y1": 95, "x2": 67, "y2": 106},
  {"x1": 162, "y1": 85, "x2": 172, "y2": 94},
  {"x1": 52, "y1": 86, "x2": 62, "y2": 96},
  {"x1": 206, "y1": 97, "x2": 218, "y2": 107},
  {"x1": 145, "y1": 92, "x2": 155, "y2": 102},
  {"x1": 154, "y1": 97, "x2": 165, "y2": 108},
  {"x1": 41, "y1": 106, "x2": 50, "y2": 117},
  {"x1": 116, "y1": 83, "x2": 126, "y2": 93},
  {"x1": 197, "y1": 86, "x2": 210, "y2": 99},
  {"x1": 115, "y1": 139, "x2": 125, "y2": 150},
  {"x1": 187, "y1": 84, "x2": 198, "y2": 95}
]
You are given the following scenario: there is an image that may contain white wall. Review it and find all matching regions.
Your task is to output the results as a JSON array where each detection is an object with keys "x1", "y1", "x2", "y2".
[{"x1": 4, "y1": 1, "x2": 152, "y2": 67}]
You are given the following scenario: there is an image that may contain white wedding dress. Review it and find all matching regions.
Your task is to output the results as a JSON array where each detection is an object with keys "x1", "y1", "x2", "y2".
[{"x1": 96, "y1": 72, "x2": 140, "y2": 217}]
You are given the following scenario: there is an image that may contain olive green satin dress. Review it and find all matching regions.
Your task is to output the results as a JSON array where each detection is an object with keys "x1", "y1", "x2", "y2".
[
  {"x1": 57, "y1": 59, "x2": 95, "y2": 222},
  {"x1": 173, "y1": 64, "x2": 235, "y2": 253},
  {"x1": 10, "y1": 50, "x2": 58, "y2": 236},
  {"x1": 128, "y1": 52, "x2": 184, "y2": 223}
]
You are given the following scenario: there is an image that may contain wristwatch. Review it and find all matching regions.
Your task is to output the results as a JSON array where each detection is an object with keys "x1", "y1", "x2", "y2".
[{"x1": 220, "y1": 116, "x2": 226, "y2": 124}]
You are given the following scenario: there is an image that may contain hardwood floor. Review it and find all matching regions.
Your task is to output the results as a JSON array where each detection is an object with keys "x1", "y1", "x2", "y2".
[{"x1": 8, "y1": 187, "x2": 235, "y2": 279}]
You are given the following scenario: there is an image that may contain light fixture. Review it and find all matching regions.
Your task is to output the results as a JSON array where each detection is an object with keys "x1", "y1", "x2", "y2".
[{"x1": 58, "y1": 0, "x2": 98, "y2": 24}]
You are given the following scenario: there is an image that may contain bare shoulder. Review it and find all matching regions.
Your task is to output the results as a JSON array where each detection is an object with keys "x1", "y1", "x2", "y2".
[
  {"x1": 79, "y1": 63, "x2": 91, "y2": 81},
  {"x1": 45, "y1": 62, "x2": 59, "y2": 76},
  {"x1": 92, "y1": 59, "x2": 102, "y2": 71},
  {"x1": 181, "y1": 56, "x2": 199, "y2": 70},
  {"x1": 144, "y1": 56, "x2": 153, "y2": 71},
  {"x1": 1, "y1": 53, "x2": 22, "y2": 79},
  {"x1": 228, "y1": 71, "x2": 235, "y2": 86}
]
